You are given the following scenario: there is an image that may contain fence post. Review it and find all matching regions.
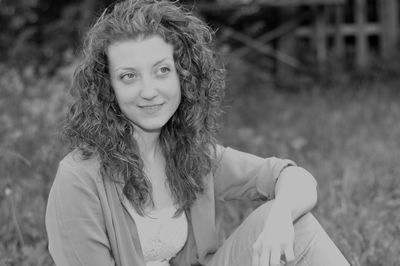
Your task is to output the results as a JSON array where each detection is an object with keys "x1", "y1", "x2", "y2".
[
  {"x1": 380, "y1": 0, "x2": 399, "y2": 59},
  {"x1": 333, "y1": 5, "x2": 344, "y2": 58},
  {"x1": 355, "y1": 0, "x2": 368, "y2": 68},
  {"x1": 315, "y1": 5, "x2": 328, "y2": 65}
]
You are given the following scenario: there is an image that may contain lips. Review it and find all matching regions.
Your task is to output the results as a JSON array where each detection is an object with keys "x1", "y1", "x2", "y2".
[{"x1": 138, "y1": 103, "x2": 164, "y2": 112}]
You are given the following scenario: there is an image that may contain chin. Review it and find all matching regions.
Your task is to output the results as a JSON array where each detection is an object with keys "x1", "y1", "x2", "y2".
[
  {"x1": 131, "y1": 115, "x2": 175, "y2": 134},
  {"x1": 136, "y1": 122, "x2": 167, "y2": 133}
]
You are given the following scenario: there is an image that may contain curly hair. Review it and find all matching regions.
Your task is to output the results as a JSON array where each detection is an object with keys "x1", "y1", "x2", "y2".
[{"x1": 62, "y1": 0, "x2": 225, "y2": 215}]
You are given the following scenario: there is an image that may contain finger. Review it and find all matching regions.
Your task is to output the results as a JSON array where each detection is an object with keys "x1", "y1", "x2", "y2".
[
  {"x1": 252, "y1": 242, "x2": 260, "y2": 266},
  {"x1": 283, "y1": 245, "x2": 295, "y2": 265},
  {"x1": 259, "y1": 246, "x2": 271, "y2": 266},
  {"x1": 252, "y1": 253, "x2": 260, "y2": 266},
  {"x1": 269, "y1": 246, "x2": 282, "y2": 266}
]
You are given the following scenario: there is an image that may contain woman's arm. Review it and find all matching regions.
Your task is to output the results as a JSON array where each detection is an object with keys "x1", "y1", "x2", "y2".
[
  {"x1": 213, "y1": 145, "x2": 318, "y2": 266},
  {"x1": 252, "y1": 166, "x2": 318, "y2": 266},
  {"x1": 213, "y1": 145, "x2": 296, "y2": 201},
  {"x1": 46, "y1": 156, "x2": 116, "y2": 266},
  {"x1": 274, "y1": 166, "x2": 318, "y2": 221}
]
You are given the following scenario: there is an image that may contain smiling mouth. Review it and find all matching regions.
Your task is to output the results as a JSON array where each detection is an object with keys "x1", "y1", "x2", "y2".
[{"x1": 139, "y1": 103, "x2": 164, "y2": 111}]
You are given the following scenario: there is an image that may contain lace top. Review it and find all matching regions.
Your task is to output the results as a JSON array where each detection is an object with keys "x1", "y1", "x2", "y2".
[{"x1": 124, "y1": 199, "x2": 188, "y2": 266}]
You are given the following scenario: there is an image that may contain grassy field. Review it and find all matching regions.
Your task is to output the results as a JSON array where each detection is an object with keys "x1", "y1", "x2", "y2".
[{"x1": 1, "y1": 61, "x2": 399, "y2": 265}]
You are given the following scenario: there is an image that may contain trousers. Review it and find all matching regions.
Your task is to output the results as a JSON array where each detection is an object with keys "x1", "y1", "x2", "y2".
[{"x1": 205, "y1": 201, "x2": 350, "y2": 266}]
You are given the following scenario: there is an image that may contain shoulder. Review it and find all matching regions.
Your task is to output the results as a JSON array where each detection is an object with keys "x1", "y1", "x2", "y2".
[
  {"x1": 46, "y1": 150, "x2": 106, "y2": 228},
  {"x1": 215, "y1": 144, "x2": 226, "y2": 161},
  {"x1": 61, "y1": 149, "x2": 101, "y2": 172},
  {"x1": 214, "y1": 144, "x2": 264, "y2": 167},
  {"x1": 55, "y1": 149, "x2": 103, "y2": 189}
]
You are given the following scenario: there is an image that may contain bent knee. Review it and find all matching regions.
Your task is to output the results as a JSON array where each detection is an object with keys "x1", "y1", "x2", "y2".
[
  {"x1": 293, "y1": 213, "x2": 323, "y2": 256},
  {"x1": 293, "y1": 213, "x2": 350, "y2": 266},
  {"x1": 294, "y1": 212, "x2": 321, "y2": 234}
]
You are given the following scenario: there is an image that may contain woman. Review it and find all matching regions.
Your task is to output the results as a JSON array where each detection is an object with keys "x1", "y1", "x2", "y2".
[{"x1": 45, "y1": 0, "x2": 350, "y2": 265}]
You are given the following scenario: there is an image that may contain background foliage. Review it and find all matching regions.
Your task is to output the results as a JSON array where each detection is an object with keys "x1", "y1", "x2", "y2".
[{"x1": 1, "y1": 0, "x2": 400, "y2": 265}]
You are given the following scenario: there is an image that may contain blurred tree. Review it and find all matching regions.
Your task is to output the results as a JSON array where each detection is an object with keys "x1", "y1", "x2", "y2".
[{"x1": 0, "y1": 0, "x2": 108, "y2": 73}]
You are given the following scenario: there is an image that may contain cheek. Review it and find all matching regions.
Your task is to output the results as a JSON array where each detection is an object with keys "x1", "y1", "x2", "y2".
[
  {"x1": 171, "y1": 86, "x2": 182, "y2": 106},
  {"x1": 170, "y1": 76, "x2": 182, "y2": 98},
  {"x1": 177, "y1": 89, "x2": 182, "y2": 103},
  {"x1": 112, "y1": 90, "x2": 133, "y2": 114},
  {"x1": 112, "y1": 84, "x2": 138, "y2": 103},
  {"x1": 112, "y1": 88, "x2": 124, "y2": 106}
]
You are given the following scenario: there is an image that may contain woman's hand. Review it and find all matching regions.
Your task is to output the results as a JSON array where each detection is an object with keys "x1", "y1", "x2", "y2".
[
  {"x1": 252, "y1": 166, "x2": 317, "y2": 265},
  {"x1": 252, "y1": 201, "x2": 295, "y2": 266}
]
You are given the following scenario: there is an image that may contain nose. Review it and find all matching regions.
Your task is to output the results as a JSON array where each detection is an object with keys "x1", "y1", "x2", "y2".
[{"x1": 140, "y1": 75, "x2": 158, "y2": 100}]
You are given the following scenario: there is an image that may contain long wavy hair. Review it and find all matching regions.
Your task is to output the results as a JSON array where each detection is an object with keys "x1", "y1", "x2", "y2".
[{"x1": 62, "y1": 0, "x2": 225, "y2": 215}]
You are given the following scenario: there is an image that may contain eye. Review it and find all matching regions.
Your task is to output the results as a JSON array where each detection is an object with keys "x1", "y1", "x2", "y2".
[
  {"x1": 120, "y1": 72, "x2": 137, "y2": 81},
  {"x1": 157, "y1": 66, "x2": 171, "y2": 75}
]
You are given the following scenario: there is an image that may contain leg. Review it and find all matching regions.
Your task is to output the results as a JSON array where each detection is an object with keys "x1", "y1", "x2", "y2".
[
  {"x1": 292, "y1": 211, "x2": 350, "y2": 266},
  {"x1": 206, "y1": 201, "x2": 349, "y2": 266}
]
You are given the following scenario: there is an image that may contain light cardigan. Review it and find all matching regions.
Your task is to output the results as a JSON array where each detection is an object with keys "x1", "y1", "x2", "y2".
[{"x1": 45, "y1": 145, "x2": 296, "y2": 266}]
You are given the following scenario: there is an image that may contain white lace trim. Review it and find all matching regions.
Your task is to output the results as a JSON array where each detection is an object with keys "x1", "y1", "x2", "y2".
[{"x1": 124, "y1": 201, "x2": 188, "y2": 266}]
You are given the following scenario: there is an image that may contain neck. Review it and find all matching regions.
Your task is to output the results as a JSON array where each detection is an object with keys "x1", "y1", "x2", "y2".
[{"x1": 134, "y1": 128, "x2": 162, "y2": 161}]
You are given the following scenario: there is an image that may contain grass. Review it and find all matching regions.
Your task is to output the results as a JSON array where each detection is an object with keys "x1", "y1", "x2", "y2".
[{"x1": 1, "y1": 61, "x2": 399, "y2": 265}]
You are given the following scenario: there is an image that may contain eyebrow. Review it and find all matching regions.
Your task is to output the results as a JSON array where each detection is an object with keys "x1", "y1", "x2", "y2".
[
  {"x1": 153, "y1": 57, "x2": 173, "y2": 66},
  {"x1": 115, "y1": 57, "x2": 173, "y2": 72}
]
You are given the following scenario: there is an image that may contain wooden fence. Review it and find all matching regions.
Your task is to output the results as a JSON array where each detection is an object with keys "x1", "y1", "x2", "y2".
[
  {"x1": 291, "y1": 0, "x2": 399, "y2": 69},
  {"x1": 197, "y1": 0, "x2": 400, "y2": 73}
]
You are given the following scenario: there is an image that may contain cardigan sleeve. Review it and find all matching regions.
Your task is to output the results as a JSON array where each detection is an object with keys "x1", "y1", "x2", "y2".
[
  {"x1": 45, "y1": 156, "x2": 116, "y2": 266},
  {"x1": 213, "y1": 145, "x2": 296, "y2": 201}
]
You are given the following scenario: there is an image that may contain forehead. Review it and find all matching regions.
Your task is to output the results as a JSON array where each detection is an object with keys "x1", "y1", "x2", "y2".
[{"x1": 107, "y1": 35, "x2": 174, "y2": 68}]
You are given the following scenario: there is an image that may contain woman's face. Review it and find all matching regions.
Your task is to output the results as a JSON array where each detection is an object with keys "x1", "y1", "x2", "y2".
[{"x1": 107, "y1": 35, "x2": 181, "y2": 135}]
